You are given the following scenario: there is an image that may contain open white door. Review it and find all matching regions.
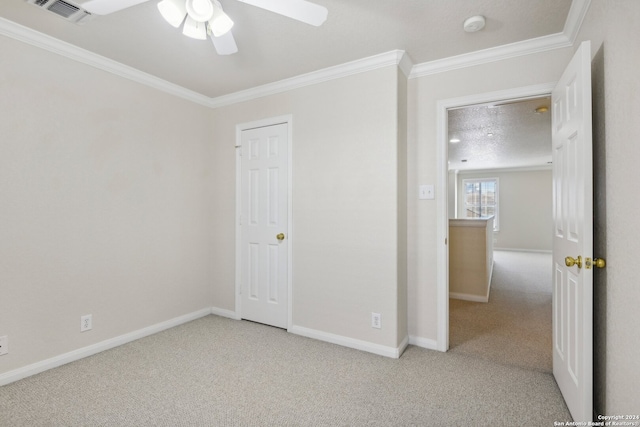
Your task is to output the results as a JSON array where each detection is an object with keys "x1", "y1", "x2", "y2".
[
  {"x1": 552, "y1": 40, "x2": 595, "y2": 421},
  {"x1": 240, "y1": 123, "x2": 289, "y2": 329}
]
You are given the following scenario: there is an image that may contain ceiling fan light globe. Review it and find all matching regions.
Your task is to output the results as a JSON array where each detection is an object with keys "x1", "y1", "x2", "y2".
[
  {"x1": 182, "y1": 16, "x2": 208, "y2": 39},
  {"x1": 209, "y1": 13, "x2": 234, "y2": 37},
  {"x1": 186, "y1": 0, "x2": 215, "y2": 22},
  {"x1": 157, "y1": 0, "x2": 187, "y2": 28}
]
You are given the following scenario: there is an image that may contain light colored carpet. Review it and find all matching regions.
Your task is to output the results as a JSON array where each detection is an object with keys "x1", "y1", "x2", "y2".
[
  {"x1": 450, "y1": 250, "x2": 553, "y2": 373},
  {"x1": 1, "y1": 312, "x2": 570, "y2": 425}
]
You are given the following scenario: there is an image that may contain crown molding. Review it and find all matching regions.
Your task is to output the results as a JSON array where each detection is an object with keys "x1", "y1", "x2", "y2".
[
  {"x1": 409, "y1": 32, "x2": 571, "y2": 79},
  {"x1": 1, "y1": 0, "x2": 591, "y2": 107},
  {"x1": 207, "y1": 50, "x2": 408, "y2": 108},
  {"x1": 563, "y1": 0, "x2": 592, "y2": 44},
  {"x1": 409, "y1": 0, "x2": 591, "y2": 80},
  {"x1": 0, "y1": 17, "x2": 212, "y2": 107},
  {"x1": 1, "y1": 17, "x2": 407, "y2": 108},
  {"x1": 397, "y1": 51, "x2": 414, "y2": 78}
]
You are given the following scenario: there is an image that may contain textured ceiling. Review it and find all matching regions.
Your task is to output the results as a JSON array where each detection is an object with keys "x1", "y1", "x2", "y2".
[
  {"x1": 0, "y1": 0, "x2": 573, "y2": 98},
  {"x1": 448, "y1": 97, "x2": 552, "y2": 171}
]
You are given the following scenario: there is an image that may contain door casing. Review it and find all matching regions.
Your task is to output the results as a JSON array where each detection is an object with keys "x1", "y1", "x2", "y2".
[
  {"x1": 235, "y1": 115, "x2": 293, "y2": 330},
  {"x1": 435, "y1": 83, "x2": 555, "y2": 352}
]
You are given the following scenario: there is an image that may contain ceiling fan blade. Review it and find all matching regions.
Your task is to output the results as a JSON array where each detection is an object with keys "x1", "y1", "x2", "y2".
[
  {"x1": 211, "y1": 31, "x2": 238, "y2": 55},
  {"x1": 236, "y1": 0, "x2": 327, "y2": 26},
  {"x1": 81, "y1": 0, "x2": 151, "y2": 15}
]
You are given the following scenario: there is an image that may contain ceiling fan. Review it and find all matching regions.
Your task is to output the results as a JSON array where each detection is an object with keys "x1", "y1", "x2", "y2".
[{"x1": 80, "y1": 0, "x2": 328, "y2": 55}]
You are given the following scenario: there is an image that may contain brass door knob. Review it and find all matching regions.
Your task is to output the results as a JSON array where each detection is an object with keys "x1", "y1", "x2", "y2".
[
  {"x1": 276, "y1": 233, "x2": 285, "y2": 241},
  {"x1": 565, "y1": 255, "x2": 582, "y2": 268},
  {"x1": 594, "y1": 258, "x2": 606, "y2": 268}
]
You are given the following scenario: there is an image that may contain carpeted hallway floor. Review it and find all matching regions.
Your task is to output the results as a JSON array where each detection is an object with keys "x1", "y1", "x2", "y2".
[{"x1": 450, "y1": 250, "x2": 553, "y2": 373}]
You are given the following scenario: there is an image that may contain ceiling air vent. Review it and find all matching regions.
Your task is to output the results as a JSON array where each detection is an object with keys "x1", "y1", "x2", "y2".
[{"x1": 26, "y1": 0, "x2": 93, "y2": 24}]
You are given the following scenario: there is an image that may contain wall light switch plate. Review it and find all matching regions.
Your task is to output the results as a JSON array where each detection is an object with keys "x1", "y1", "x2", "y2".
[{"x1": 419, "y1": 184, "x2": 435, "y2": 200}]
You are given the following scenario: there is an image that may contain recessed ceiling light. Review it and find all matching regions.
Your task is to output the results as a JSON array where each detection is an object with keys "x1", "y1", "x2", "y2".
[
  {"x1": 449, "y1": 138, "x2": 461, "y2": 143},
  {"x1": 463, "y1": 15, "x2": 486, "y2": 33},
  {"x1": 487, "y1": 132, "x2": 494, "y2": 137}
]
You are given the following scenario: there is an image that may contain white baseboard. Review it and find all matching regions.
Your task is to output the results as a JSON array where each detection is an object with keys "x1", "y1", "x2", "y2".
[
  {"x1": 449, "y1": 292, "x2": 489, "y2": 303},
  {"x1": 408, "y1": 335, "x2": 440, "y2": 351},
  {"x1": 289, "y1": 325, "x2": 406, "y2": 359},
  {"x1": 0, "y1": 307, "x2": 212, "y2": 386},
  {"x1": 210, "y1": 306, "x2": 239, "y2": 320}
]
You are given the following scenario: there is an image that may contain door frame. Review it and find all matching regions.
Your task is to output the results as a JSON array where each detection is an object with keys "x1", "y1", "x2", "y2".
[
  {"x1": 435, "y1": 83, "x2": 555, "y2": 352},
  {"x1": 235, "y1": 114, "x2": 293, "y2": 330}
]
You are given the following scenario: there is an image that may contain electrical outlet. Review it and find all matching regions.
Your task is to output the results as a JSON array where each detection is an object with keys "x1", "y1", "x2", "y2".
[
  {"x1": 371, "y1": 312, "x2": 381, "y2": 329},
  {"x1": 80, "y1": 315, "x2": 92, "y2": 332},
  {"x1": 0, "y1": 336, "x2": 8, "y2": 355}
]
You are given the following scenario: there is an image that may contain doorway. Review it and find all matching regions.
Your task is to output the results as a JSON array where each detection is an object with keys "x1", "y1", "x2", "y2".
[
  {"x1": 445, "y1": 95, "x2": 554, "y2": 371},
  {"x1": 434, "y1": 84, "x2": 555, "y2": 352}
]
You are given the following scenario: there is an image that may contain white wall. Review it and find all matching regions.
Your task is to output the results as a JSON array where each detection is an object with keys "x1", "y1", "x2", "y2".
[
  {"x1": 406, "y1": 48, "x2": 574, "y2": 343},
  {"x1": 210, "y1": 66, "x2": 408, "y2": 351},
  {"x1": 0, "y1": 36, "x2": 215, "y2": 375},
  {"x1": 4, "y1": 0, "x2": 638, "y2": 413},
  {"x1": 456, "y1": 169, "x2": 552, "y2": 252}
]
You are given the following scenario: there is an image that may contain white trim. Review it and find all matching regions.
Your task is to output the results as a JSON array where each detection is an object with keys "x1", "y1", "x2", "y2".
[
  {"x1": 450, "y1": 259, "x2": 493, "y2": 303},
  {"x1": 436, "y1": 83, "x2": 556, "y2": 354},
  {"x1": 209, "y1": 50, "x2": 407, "y2": 108},
  {"x1": 234, "y1": 145, "x2": 242, "y2": 318},
  {"x1": 235, "y1": 115, "x2": 293, "y2": 330},
  {"x1": 410, "y1": 33, "x2": 571, "y2": 80},
  {"x1": 0, "y1": 308, "x2": 212, "y2": 386},
  {"x1": 0, "y1": 19, "x2": 404, "y2": 109},
  {"x1": 563, "y1": 0, "x2": 592, "y2": 44},
  {"x1": 1, "y1": 0, "x2": 592, "y2": 108},
  {"x1": 449, "y1": 292, "x2": 489, "y2": 303},
  {"x1": 408, "y1": 335, "x2": 439, "y2": 351},
  {"x1": 436, "y1": 97, "x2": 449, "y2": 352},
  {"x1": 210, "y1": 306, "x2": 239, "y2": 320},
  {"x1": 3, "y1": 0, "x2": 592, "y2": 109},
  {"x1": 0, "y1": 17, "x2": 212, "y2": 107},
  {"x1": 289, "y1": 326, "x2": 406, "y2": 359},
  {"x1": 409, "y1": 0, "x2": 592, "y2": 80},
  {"x1": 397, "y1": 51, "x2": 414, "y2": 78}
]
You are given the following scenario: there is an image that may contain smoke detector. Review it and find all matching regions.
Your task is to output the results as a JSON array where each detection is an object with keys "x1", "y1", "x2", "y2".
[{"x1": 463, "y1": 15, "x2": 485, "y2": 33}]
